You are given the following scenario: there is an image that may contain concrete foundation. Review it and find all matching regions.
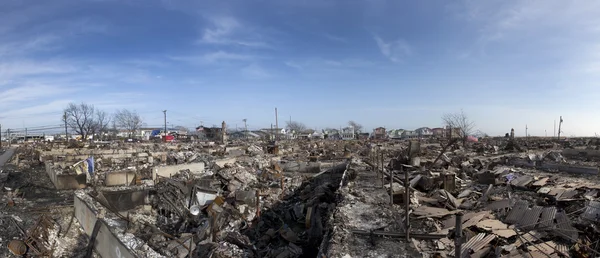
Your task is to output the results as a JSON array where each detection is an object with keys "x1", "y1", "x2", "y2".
[
  {"x1": 105, "y1": 171, "x2": 137, "y2": 186},
  {"x1": 45, "y1": 161, "x2": 86, "y2": 190},
  {"x1": 152, "y1": 162, "x2": 205, "y2": 181},
  {"x1": 74, "y1": 191, "x2": 163, "y2": 258},
  {"x1": 101, "y1": 189, "x2": 149, "y2": 212}
]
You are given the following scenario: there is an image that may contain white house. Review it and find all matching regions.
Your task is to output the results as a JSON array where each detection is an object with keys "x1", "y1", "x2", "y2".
[
  {"x1": 415, "y1": 127, "x2": 433, "y2": 138},
  {"x1": 341, "y1": 127, "x2": 355, "y2": 140}
]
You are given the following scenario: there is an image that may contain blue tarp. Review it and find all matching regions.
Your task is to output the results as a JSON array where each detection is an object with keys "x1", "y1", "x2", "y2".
[{"x1": 151, "y1": 130, "x2": 161, "y2": 136}]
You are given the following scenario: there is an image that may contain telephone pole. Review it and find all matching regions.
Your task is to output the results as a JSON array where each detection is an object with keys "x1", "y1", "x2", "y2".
[
  {"x1": 525, "y1": 125, "x2": 528, "y2": 139},
  {"x1": 163, "y1": 110, "x2": 167, "y2": 141},
  {"x1": 243, "y1": 119, "x2": 248, "y2": 140},
  {"x1": 275, "y1": 108, "x2": 279, "y2": 141},
  {"x1": 64, "y1": 112, "x2": 68, "y2": 141},
  {"x1": 0, "y1": 124, "x2": 2, "y2": 148},
  {"x1": 557, "y1": 116, "x2": 563, "y2": 140}
]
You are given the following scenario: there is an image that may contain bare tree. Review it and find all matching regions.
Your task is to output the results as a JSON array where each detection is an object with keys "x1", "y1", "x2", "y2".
[
  {"x1": 92, "y1": 110, "x2": 110, "y2": 139},
  {"x1": 442, "y1": 110, "x2": 475, "y2": 144},
  {"x1": 286, "y1": 121, "x2": 307, "y2": 133},
  {"x1": 348, "y1": 120, "x2": 363, "y2": 133},
  {"x1": 114, "y1": 109, "x2": 143, "y2": 138},
  {"x1": 63, "y1": 102, "x2": 96, "y2": 140}
]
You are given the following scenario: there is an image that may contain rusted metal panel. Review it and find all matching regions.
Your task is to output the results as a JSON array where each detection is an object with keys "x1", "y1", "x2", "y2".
[
  {"x1": 582, "y1": 200, "x2": 600, "y2": 222},
  {"x1": 519, "y1": 206, "x2": 543, "y2": 231},
  {"x1": 554, "y1": 211, "x2": 578, "y2": 242},
  {"x1": 505, "y1": 201, "x2": 528, "y2": 224},
  {"x1": 539, "y1": 207, "x2": 557, "y2": 229}
]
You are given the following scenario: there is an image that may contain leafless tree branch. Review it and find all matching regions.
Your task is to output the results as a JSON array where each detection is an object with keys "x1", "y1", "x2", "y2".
[
  {"x1": 114, "y1": 109, "x2": 143, "y2": 138},
  {"x1": 442, "y1": 109, "x2": 475, "y2": 144}
]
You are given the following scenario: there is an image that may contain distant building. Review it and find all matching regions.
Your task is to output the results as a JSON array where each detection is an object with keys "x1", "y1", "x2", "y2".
[
  {"x1": 387, "y1": 129, "x2": 405, "y2": 139},
  {"x1": 341, "y1": 127, "x2": 355, "y2": 140},
  {"x1": 324, "y1": 129, "x2": 341, "y2": 140},
  {"x1": 229, "y1": 131, "x2": 260, "y2": 140},
  {"x1": 196, "y1": 126, "x2": 223, "y2": 142},
  {"x1": 415, "y1": 127, "x2": 433, "y2": 138},
  {"x1": 401, "y1": 130, "x2": 418, "y2": 139},
  {"x1": 446, "y1": 126, "x2": 462, "y2": 139},
  {"x1": 431, "y1": 128, "x2": 445, "y2": 137},
  {"x1": 373, "y1": 127, "x2": 387, "y2": 139}
]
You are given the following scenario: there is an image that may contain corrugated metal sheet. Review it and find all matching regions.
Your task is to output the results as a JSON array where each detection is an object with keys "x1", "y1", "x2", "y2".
[
  {"x1": 460, "y1": 233, "x2": 486, "y2": 258},
  {"x1": 539, "y1": 206, "x2": 557, "y2": 228},
  {"x1": 554, "y1": 211, "x2": 579, "y2": 242},
  {"x1": 510, "y1": 175, "x2": 534, "y2": 187},
  {"x1": 557, "y1": 188, "x2": 578, "y2": 200},
  {"x1": 506, "y1": 201, "x2": 528, "y2": 224},
  {"x1": 582, "y1": 200, "x2": 600, "y2": 222},
  {"x1": 470, "y1": 234, "x2": 496, "y2": 253},
  {"x1": 519, "y1": 206, "x2": 543, "y2": 230},
  {"x1": 555, "y1": 243, "x2": 570, "y2": 257}
]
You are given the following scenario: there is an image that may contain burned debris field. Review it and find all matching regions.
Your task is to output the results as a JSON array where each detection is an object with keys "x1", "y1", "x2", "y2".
[{"x1": 2, "y1": 135, "x2": 600, "y2": 257}]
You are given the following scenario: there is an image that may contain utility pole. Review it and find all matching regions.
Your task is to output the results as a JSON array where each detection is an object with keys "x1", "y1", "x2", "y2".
[
  {"x1": 64, "y1": 112, "x2": 68, "y2": 141},
  {"x1": 275, "y1": 108, "x2": 279, "y2": 141},
  {"x1": 557, "y1": 116, "x2": 563, "y2": 140},
  {"x1": 25, "y1": 128, "x2": 27, "y2": 142},
  {"x1": 525, "y1": 125, "x2": 528, "y2": 140},
  {"x1": 163, "y1": 110, "x2": 167, "y2": 141},
  {"x1": 554, "y1": 120, "x2": 556, "y2": 137},
  {"x1": 0, "y1": 124, "x2": 2, "y2": 148},
  {"x1": 243, "y1": 119, "x2": 248, "y2": 140}
]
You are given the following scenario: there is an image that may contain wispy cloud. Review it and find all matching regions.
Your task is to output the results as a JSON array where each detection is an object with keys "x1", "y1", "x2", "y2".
[
  {"x1": 286, "y1": 58, "x2": 374, "y2": 70},
  {"x1": 241, "y1": 63, "x2": 272, "y2": 79},
  {"x1": 373, "y1": 35, "x2": 412, "y2": 62},
  {"x1": 198, "y1": 16, "x2": 269, "y2": 48},
  {"x1": 170, "y1": 51, "x2": 254, "y2": 64},
  {"x1": 0, "y1": 59, "x2": 78, "y2": 82}
]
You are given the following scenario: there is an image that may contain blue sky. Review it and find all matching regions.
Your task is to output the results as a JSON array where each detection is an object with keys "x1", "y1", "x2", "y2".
[{"x1": 1, "y1": 0, "x2": 600, "y2": 136}]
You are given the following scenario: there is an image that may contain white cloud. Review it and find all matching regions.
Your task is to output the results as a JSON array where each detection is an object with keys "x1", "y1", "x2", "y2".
[
  {"x1": 374, "y1": 35, "x2": 411, "y2": 62},
  {"x1": 286, "y1": 58, "x2": 374, "y2": 70},
  {"x1": 0, "y1": 59, "x2": 78, "y2": 81},
  {"x1": 198, "y1": 16, "x2": 269, "y2": 48},
  {"x1": 170, "y1": 51, "x2": 254, "y2": 64}
]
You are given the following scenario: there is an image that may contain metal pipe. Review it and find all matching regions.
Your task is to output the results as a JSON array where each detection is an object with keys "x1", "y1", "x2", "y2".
[
  {"x1": 404, "y1": 165, "x2": 410, "y2": 242},
  {"x1": 455, "y1": 212, "x2": 464, "y2": 258},
  {"x1": 389, "y1": 168, "x2": 394, "y2": 206}
]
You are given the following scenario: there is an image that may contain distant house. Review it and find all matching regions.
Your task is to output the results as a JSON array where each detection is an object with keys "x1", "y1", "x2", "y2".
[
  {"x1": 324, "y1": 129, "x2": 341, "y2": 140},
  {"x1": 373, "y1": 127, "x2": 386, "y2": 139},
  {"x1": 415, "y1": 127, "x2": 433, "y2": 138},
  {"x1": 196, "y1": 126, "x2": 224, "y2": 142},
  {"x1": 446, "y1": 127, "x2": 462, "y2": 139},
  {"x1": 229, "y1": 131, "x2": 260, "y2": 140},
  {"x1": 431, "y1": 128, "x2": 445, "y2": 137},
  {"x1": 401, "y1": 130, "x2": 418, "y2": 139},
  {"x1": 388, "y1": 129, "x2": 405, "y2": 139},
  {"x1": 341, "y1": 127, "x2": 355, "y2": 140},
  {"x1": 357, "y1": 133, "x2": 370, "y2": 140}
]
